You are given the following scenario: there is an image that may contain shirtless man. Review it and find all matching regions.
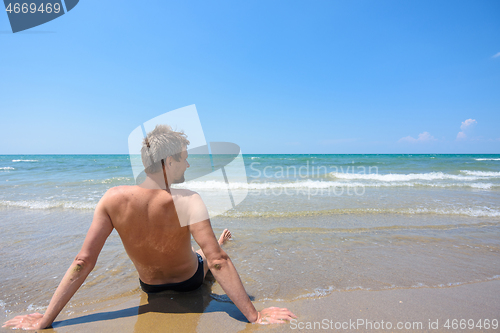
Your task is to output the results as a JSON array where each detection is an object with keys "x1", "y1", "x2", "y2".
[{"x1": 2, "y1": 125, "x2": 296, "y2": 330}]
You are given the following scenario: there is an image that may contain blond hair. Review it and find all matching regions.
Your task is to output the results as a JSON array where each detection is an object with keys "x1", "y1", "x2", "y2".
[{"x1": 141, "y1": 125, "x2": 190, "y2": 174}]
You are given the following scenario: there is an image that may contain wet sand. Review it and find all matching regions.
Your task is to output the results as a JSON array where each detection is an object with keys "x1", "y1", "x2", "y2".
[{"x1": 2, "y1": 280, "x2": 498, "y2": 332}]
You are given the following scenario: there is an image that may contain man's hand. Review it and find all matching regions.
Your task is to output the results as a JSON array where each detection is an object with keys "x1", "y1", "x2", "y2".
[
  {"x1": 255, "y1": 307, "x2": 297, "y2": 324},
  {"x1": 2, "y1": 313, "x2": 47, "y2": 330}
]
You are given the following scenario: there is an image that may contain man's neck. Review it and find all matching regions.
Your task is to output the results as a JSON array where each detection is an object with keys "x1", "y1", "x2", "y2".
[{"x1": 140, "y1": 173, "x2": 171, "y2": 191}]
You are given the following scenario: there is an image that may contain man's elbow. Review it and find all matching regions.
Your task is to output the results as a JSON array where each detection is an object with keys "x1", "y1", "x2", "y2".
[
  {"x1": 207, "y1": 250, "x2": 230, "y2": 271},
  {"x1": 72, "y1": 255, "x2": 96, "y2": 273}
]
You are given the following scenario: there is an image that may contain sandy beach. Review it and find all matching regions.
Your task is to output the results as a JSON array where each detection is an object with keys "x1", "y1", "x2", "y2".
[{"x1": 2, "y1": 280, "x2": 498, "y2": 332}]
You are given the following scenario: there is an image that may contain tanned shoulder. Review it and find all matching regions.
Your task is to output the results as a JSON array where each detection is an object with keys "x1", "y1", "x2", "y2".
[{"x1": 100, "y1": 186, "x2": 133, "y2": 209}]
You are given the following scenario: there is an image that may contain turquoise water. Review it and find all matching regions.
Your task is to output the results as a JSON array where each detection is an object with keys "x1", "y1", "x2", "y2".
[{"x1": 1, "y1": 154, "x2": 499, "y2": 215}]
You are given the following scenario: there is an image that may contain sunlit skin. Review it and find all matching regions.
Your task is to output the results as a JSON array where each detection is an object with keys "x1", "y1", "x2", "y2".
[{"x1": 3, "y1": 150, "x2": 296, "y2": 330}]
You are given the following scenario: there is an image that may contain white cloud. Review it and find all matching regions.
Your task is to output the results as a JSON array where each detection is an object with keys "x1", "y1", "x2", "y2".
[
  {"x1": 493, "y1": 52, "x2": 500, "y2": 58},
  {"x1": 399, "y1": 132, "x2": 436, "y2": 143},
  {"x1": 460, "y1": 118, "x2": 477, "y2": 131},
  {"x1": 457, "y1": 118, "x2": 477, "y2": 140}
]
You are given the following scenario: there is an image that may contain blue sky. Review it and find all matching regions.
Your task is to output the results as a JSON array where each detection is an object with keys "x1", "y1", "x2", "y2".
[{"x1": 1, "y1": 0, "x2": 499, "y2": 154}]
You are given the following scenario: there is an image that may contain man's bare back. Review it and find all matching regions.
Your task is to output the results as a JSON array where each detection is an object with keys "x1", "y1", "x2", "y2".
[{"x1": 107, "y1": 185, "x2": 201, "y2": 285}]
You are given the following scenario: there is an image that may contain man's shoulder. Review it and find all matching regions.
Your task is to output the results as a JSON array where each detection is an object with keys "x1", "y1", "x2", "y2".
[
  {"x1": 101, "y1": 185, "x2": 138, "y2": 203},
  {"x1": 171, "y1": 188, "x2": 199, "y2": 198},
  {"x1": 107, "y1": 185, "x2": 136, "y2": 194},
  {"x1": 171, "y1": 189, "x2": 205, "y2": 206}
]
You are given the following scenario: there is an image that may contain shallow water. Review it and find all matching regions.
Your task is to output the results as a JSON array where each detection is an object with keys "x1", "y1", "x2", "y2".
[{"x1": 1, "y1": 208, "x2": 499, "y2": 318}]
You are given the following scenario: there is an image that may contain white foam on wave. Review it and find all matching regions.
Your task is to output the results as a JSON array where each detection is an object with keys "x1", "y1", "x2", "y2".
[
  {"x1": 3, "y1": 197, "x2": 499, "y2": 219},
  {"x1": 176, "y1": 179, "x2": 368, "y2": 190},
  {"x1": 460, "y1": 170, "x2": 500, "y2": 177},
  {"x1": 0, "y1": 200, "x2": 96, "y2": 210},
  {"x1": 175, "y1": 179, "x2": 498, "y2": 190},
  {"x1": 220, "y1": 206, "x2": 500, "y2": 218},
  {"x1": 292, "y1": 286, "x2": 338, "y2": 300},
  {"x1": 475, "y1": 158, "x2": 500, "y2": 161},
  {"x1": 84, "y1": 177, "x2": 134, "y2": 184},
  {"x1": 415, "y1": 182, "x2": 495, "y2": 190},
  {"x1": 12, "y1": 159, "x2": 38, "y2": 162},
  {"x1": 0, "y1": 167, "x2": 15, "y2": 170},
  {"x1": 470, "y1": 183, "x2": 493, "y2": 189},
  {"x1": 287, "y1": 275, "x2": 500, "y2": 301},
  {"x1": 329, "y1": 171, "x2": 486, "y2": 181},
  {"x1": 436, "y1": 281, "x2": 465, "y2": 288},
  {"x1": 407, "y1": 207, "x2": 500, "y2": 218}
]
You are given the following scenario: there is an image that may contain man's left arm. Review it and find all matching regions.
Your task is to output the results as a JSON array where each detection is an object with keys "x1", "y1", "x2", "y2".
[{"x1": 2, "y1": 193, "x2": 114, "y2": 330}]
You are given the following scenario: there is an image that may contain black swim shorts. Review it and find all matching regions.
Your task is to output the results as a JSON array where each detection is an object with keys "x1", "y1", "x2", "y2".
[{"x1": 139, "y1": 253, "x2": 204, "y2": 293}]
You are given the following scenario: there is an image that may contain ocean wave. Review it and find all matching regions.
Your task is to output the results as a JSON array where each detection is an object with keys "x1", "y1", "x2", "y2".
[
  {"x1": 175, "y1": 179, "x2": 498, "y2": 190},
  {"x1": 475, "y1": 158, "x2": 500, "y2": 161},
  {"x1": 292, "y1": 286, "x2": 338, "y2": 300},
  {"x1": 470, "y1": 183, "x2": 493, "y2": 189},
  {"x1": 12, "y1": 159, "x2": 38, "y2": 162},
  {"x1": 218, "y1": 207, "x2": 500, "y2": 218},
  {"x1": 329, "y1": 171, "x2": 492, "y2": 181},
  {"x1": 3, "y1": 199, "x2": 499, "y2": 219},
  {"x1": 0, "y1": 167, "x2": 15, "y2": 170},
  {"x1": 393, "y1": 207, "x2": 500, "y2": 217},
  {"x1": 460, "y1": 170, "x2": 500, "y2": 177},
  {"x1": 84, "y1": 177, "x2": 134, "y2": 184},
  {"x1": 286, "y1": 275, "x2": 500, "y2": 301},
  {"x1": 177, "y1": 180, "x2": 365, "y2": 190},
  {"x1": 0, "y1": 200, "x2": 96, "y2": 210}
]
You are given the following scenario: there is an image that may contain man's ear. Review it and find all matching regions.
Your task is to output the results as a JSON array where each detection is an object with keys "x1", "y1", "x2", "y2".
[{"x1": 165, "y1": 156, "x2": 174, "y2": 168}]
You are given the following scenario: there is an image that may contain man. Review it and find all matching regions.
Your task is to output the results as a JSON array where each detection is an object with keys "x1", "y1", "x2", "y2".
[{"x1": 2, "y1": 125, "x2": 296, "y2": 330}]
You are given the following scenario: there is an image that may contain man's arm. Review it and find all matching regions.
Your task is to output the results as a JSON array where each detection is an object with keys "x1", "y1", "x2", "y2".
[
  {"x1": 188, "y1": 210, "x2": 296, "y2": 323},
  {"x1": 3, "y1": 193, "x2": 114, "y2": 330}
]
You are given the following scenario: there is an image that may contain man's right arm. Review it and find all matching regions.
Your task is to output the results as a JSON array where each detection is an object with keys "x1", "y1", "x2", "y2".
[{"x1": 188, "y1": 214, "x2": 296, "y2": 324}]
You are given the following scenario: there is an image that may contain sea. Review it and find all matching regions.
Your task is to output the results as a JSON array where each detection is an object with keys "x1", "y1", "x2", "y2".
[{"x1": 1, "y1": 154, "x2": 499, "y2": 318}]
